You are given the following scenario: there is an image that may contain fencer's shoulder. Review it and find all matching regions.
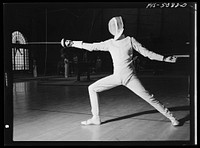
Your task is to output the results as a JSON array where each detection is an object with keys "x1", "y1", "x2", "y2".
[
  {"x1": 129, "y1": 36, "x2": 137, "y2": 42},
  {"x1": 93, "y1": 39, "x2": 111, "y2": 44},
  {"x1": 105, "y1": 38, "x2": 113, "y2": 42},
  {"x1": 101, "y1": 38, "x2": 113, "y2": 44}
]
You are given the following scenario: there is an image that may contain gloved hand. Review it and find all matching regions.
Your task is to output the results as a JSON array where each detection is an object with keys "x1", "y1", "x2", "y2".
[
  {"x1": 61, "y1": 38, "x2": 73, "y2": 47},
  {"x1": 163, "y1": 56, "x2": 177, "y2": 63}
]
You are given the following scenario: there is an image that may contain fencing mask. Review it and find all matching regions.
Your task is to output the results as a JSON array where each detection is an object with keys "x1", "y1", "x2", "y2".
[{"x1": 108, "y1": 16, "x2": 124, "y2": 40}]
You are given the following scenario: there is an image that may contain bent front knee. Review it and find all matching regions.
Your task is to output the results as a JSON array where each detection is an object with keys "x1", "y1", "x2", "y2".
[{"x1": 88, "y1": 84, "x2": 95, "y2": 92}]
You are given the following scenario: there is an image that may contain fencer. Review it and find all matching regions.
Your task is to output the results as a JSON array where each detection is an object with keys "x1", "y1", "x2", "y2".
[{"x1": 61, "y1": 16, "x2": 180, "y2": 126}]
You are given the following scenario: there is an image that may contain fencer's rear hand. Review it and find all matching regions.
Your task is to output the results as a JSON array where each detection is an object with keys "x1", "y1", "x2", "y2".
[
  {"x1": 61, "y1": 38, "x2": 73, "y2": 47},
  {"x1": 163, "y1": 56, "x2": 177, "y2": 63}
]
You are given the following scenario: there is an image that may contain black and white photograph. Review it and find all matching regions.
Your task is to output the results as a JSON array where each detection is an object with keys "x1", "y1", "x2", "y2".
[{"x1": 4, "y1": 2, "x2": 197, "y2": 146}]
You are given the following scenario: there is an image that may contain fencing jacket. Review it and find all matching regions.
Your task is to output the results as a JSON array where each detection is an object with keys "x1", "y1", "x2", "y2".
[{"x1": 73, "y1": 36, "x2": 164, "y2": 80}]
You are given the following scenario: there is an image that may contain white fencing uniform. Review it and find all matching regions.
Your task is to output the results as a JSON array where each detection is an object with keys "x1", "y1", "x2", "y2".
[
  {"x1": 74, "y1": 36, "x2": 177, "y2": 122},
  {"x1": 65, "y1": 16, "x2": 179, "y2": 125}
]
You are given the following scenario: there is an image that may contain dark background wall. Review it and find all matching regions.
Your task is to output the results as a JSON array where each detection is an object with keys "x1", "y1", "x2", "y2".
[{"x1": 4, "y1": 3, "x2": 194, "y2": 76}]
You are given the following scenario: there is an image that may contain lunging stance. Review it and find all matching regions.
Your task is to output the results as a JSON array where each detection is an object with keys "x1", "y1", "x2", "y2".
[{"x1": 61, "y1": 16, "x2": 180, "y2": 126}]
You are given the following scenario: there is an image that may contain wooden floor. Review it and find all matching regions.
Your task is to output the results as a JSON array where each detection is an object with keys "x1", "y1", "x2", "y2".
[{"x1": 13, "y1": 75, "x2": 190, "y2": 143}]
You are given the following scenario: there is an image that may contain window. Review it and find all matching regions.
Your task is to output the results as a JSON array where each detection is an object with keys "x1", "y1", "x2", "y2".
[{"x1": 12, "y1": 31, "x2": 29, "y2": 71}]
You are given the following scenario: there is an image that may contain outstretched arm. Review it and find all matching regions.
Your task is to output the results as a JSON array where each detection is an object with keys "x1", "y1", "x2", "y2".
[
  {"x1": 131, "y1": 37, "x2": 177, "y2": 63},
  {"x1": 61, "y1": 38, "x2": 110, "y2": 52}
]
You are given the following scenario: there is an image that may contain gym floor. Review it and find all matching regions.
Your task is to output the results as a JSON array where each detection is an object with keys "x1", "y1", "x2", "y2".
[{"x1": 13, "y1": 74, "x2": 190, "y2": 143}]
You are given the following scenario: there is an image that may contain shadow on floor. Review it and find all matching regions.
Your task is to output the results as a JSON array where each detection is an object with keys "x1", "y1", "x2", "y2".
[{"x1": 101, "y1": 105, "x2": 190, "y2": 126}]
